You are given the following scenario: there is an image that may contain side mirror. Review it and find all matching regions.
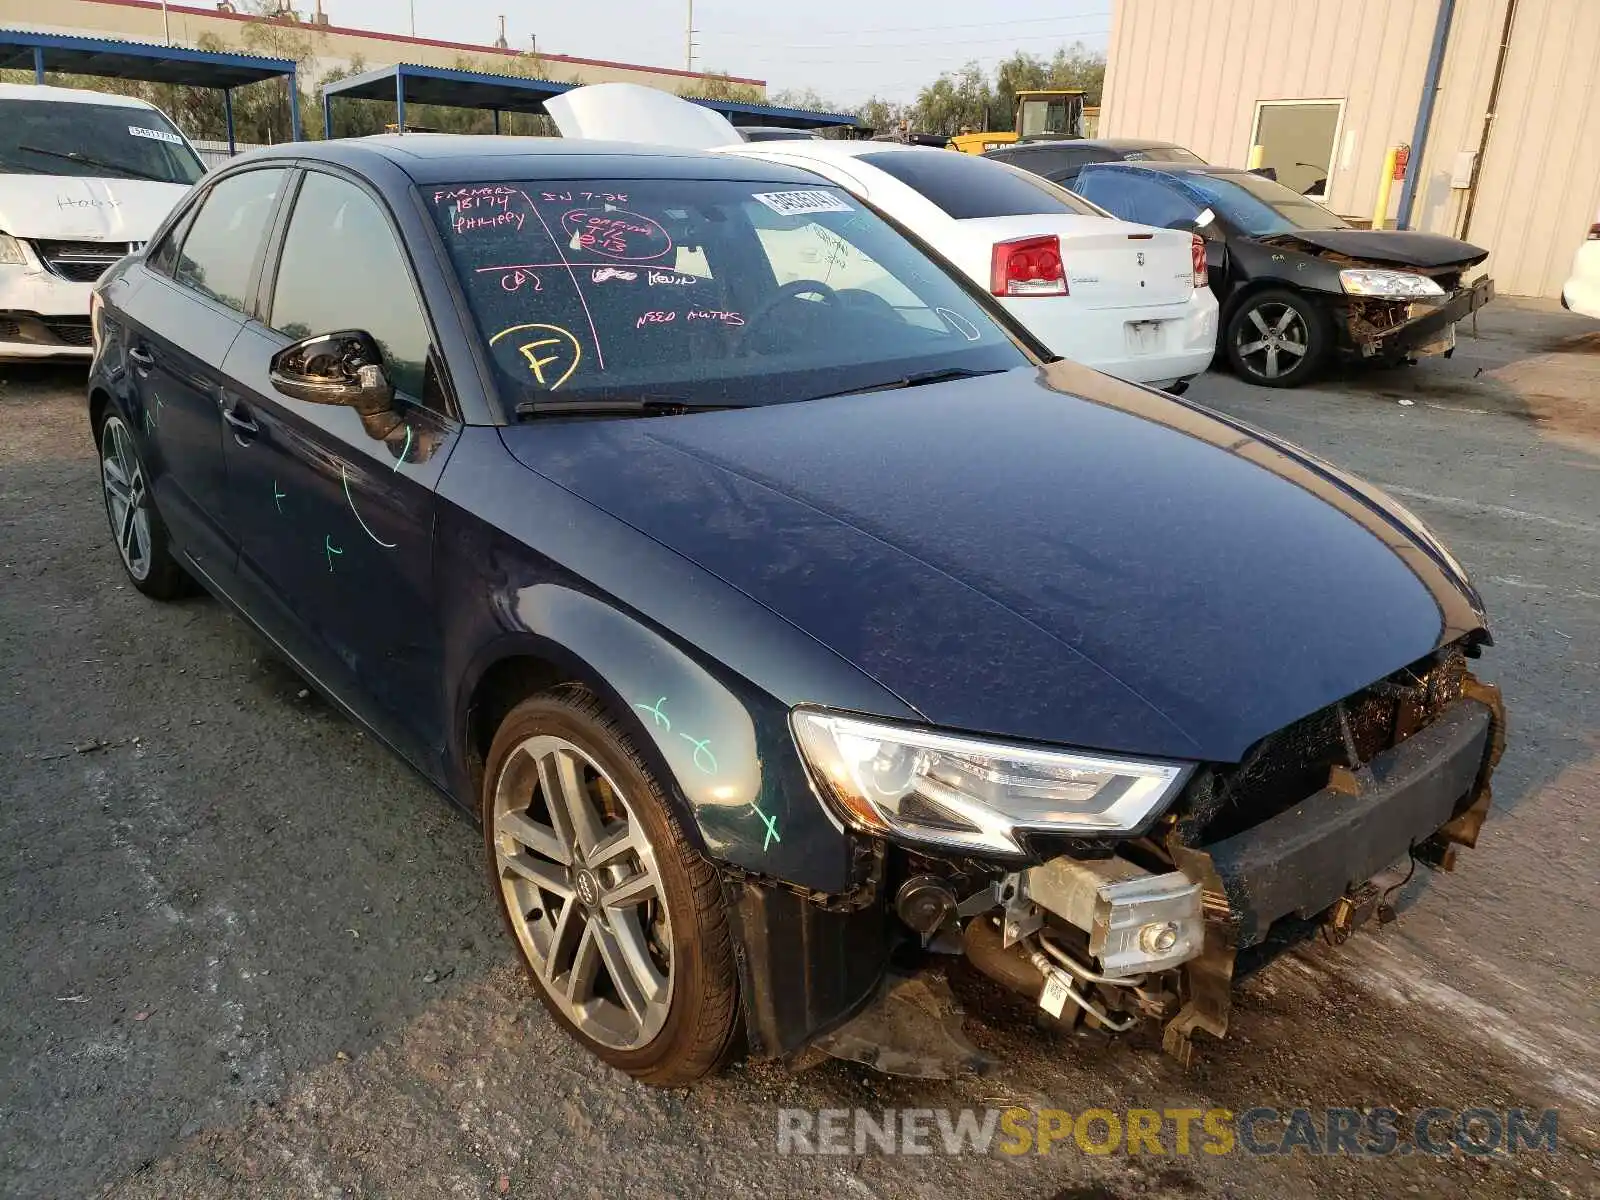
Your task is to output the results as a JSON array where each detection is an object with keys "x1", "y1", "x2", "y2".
[
  {"x1": 269, "y1": 330, "x2": 394, "y2": 417},
  {"x1": 1194, "y1": 207, "x2": 1216, "y2": 230}
]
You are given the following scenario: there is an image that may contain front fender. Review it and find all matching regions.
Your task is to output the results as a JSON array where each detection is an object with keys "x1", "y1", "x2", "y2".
[{"x1": 436, "y1": 427, "x2": 916, "y2": 895}]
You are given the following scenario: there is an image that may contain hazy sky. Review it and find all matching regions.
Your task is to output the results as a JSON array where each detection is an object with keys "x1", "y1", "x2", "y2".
[{"x1": 317, "y1": 0, "x2": 1112, "y2": 106}]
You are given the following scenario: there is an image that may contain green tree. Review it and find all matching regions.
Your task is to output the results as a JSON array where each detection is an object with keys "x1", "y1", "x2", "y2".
[{"x1": 911, "y1": 61, "x2": 993, "y2": 137}]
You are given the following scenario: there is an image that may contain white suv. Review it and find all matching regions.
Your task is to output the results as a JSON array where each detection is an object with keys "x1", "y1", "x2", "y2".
[{"x1": 1, "y1": 84, "x2": 203, "y2": 361}]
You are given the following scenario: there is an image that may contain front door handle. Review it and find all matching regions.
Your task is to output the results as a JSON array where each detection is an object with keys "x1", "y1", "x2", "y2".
[
  {"x1": 128, "y1": 346, "x2": 154, "y2": 368},
  {"x1": 223, "y1": 405, "x2": 259, "y2": 437}
]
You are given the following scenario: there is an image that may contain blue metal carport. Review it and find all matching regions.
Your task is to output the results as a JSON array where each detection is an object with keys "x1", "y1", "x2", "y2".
[
  {"x1": 319, "y1": 62, "x2": 859, "y2": 138},
  {"x1": 0, "y1": 28, "x2": 302, "y2": 151}
]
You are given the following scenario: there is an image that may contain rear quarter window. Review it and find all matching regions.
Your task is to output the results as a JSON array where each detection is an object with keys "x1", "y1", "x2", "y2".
[{"x1": 858, "y1": 151, "x2": 1101, "y2": 219}]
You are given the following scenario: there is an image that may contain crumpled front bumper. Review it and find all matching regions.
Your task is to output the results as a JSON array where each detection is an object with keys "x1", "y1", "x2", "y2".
[
  {"x1": 1162, "y1": 678, "x2": 1505, "y2": 1062},
  {"x1": 1203, "y1": 692, "x2": 1496, "y2": 947},
  {"x1": 1349, "y1": 276, "x2": 1495, "y2": 359}
]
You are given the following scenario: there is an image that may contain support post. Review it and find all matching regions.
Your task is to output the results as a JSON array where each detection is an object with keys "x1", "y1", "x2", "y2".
[
  {"x1": 395, "y1": 70, "x2": 407, "y2": 134},
  {"x1": 1371, "y1": 146, "x2": 1397, "y2": 230},
  {"x1": 323, "y1": 90, "x2": 333, "y2": 140},
  {"x1": 223, "y1": 89, "x2": 236, "y2": 156},
  {"x1": 1397, "y1": 0, "x2": 1456, "y2": 230},
  {"x1": 493, "y1": 107, "x2": 501, "y2": 135},
  {"x1": 32, "y1": 46, "x2": 44, "y2": 84},
  {"x1": 288, "y1": 68, "x2": 302, "y2": 141}
]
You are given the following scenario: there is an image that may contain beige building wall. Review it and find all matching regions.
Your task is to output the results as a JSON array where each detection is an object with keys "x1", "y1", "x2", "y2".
[
  {"x1": 1101, "y1": 0, "x2": 1600, "y2": 297},
  {"x1": 0, "y1": 0, "x2": 764, "y2": 97}
]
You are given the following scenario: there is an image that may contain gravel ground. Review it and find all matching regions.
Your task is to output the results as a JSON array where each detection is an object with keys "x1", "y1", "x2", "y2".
[{"x1": 2, "y1": 301, "x2": 1597, "y2": 1199}]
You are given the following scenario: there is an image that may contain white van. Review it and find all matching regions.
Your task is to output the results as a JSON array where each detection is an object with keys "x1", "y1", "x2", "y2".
[{"x1": 0, "y1": 84, "x2": 203, "y2": 361}]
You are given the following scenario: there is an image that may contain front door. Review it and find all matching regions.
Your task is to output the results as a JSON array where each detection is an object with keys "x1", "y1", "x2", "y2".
[
  {"x1": 127, "y1": 167, "x2": 288, "y2": 579},
  {"x1": 219, "y1": 169, "x2": 459, "y2": 774}
]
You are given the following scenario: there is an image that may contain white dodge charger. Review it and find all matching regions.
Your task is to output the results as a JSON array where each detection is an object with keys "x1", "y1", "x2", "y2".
[{"x1": 549, "y1": 85, "x2": 1219, "y2": 391}]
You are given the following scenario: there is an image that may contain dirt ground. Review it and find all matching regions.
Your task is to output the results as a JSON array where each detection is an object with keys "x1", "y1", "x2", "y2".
[{"x1": 1, "y1": 300, "x2": 1597, "y2": 1199}]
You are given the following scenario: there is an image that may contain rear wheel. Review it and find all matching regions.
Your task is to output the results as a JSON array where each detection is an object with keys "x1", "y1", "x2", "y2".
[
  {"x1": 97, "y1": 413, "x2": 191, "y2": 599},
  {"x1": 483, "y1": 688, "x2": 742, "y2": 1086},
  {"x1": 1224, "y1": 288, "x2": 1329, "y2": 388}
]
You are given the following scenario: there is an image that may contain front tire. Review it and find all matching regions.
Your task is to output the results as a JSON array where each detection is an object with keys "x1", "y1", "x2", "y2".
[
  {"x1": 483, "y1": 687, "x2": 742, "y2": 1086},
  {"x1": 1224, "y1": 288, "x2": 1329, "y2": 388},
  {"x1": 97, "y1": 412, "x2": 192, "y2": 599}
]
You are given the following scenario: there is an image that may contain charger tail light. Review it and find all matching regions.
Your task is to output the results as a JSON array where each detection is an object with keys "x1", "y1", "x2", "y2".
[
  {"x1": 1191, "y1": 233, "x2": 1208, "y2": 288},
  {"x1": 991, "y1": 234, "x2": 1067, "y2": 297}
]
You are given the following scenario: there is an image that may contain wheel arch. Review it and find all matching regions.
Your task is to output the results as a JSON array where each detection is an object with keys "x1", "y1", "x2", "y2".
[
  {"x1": 451, "y1": 582, "x2": 864, "y2": 894},
  {"x1": 456, "y1": 632, "x2": 713, "y2": 857},
  {"x1": 88, "y1": 385, "x2": 113, "y2": 437}
]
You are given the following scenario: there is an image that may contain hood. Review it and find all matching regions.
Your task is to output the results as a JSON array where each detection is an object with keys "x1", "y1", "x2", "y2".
[
  {"x1": 1266, "y1": 228, "x2": 1489, "y2": 270},
  {"x1": 501, "y1": 363, "x2": 1485, "y2": 762},
  {"x1": 0, "y1": 175, "x2": 190, "y2": 241},
  {"x1": 546, "y1": 83, "x2": 744, "y2": 151}
]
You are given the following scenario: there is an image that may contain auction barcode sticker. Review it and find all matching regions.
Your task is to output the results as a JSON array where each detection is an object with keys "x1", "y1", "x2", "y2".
[
  {"x1": 1038, "y1": 972, "x2": 1072, "y2": 1019},
  {"x1": 751, "y1": 189, "x2": 854, "y2": 216},
  {"x1": 128, "y1": 126, "x2": 184, "y2": 145}
]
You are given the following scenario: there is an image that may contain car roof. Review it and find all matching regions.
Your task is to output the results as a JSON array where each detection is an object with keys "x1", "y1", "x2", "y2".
[
  {"x1": 727, "y1": 139, "x2": 945, "y2": 165},
  {"x1": 236, "y1": 134, "x2": 831, "y2": 186},
  {"x1": 1080, "y1": 160, "x2": 1247, "y2": 179},
  {"x1": 0, "y1": 82, "x2": 158, "y2": 110},
  {"x1": 994, "y1": 138, "x2": 1190, "y2": 155}
]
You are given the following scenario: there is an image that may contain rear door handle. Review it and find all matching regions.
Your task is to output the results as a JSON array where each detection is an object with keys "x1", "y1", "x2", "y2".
[
  {"x1": 223, "y1": 405, "x2": 259, "y2": 437},
  {"x1": 128, "y1": 346, "x2": 154, "y2": 367}
]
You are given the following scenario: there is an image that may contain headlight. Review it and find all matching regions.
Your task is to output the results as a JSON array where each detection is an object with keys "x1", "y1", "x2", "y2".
[
  {"x1": 0, "y1": 233, "x2": 25, "y2": 266},
  {"x1": 790, "y1": 709, "x2": 1192, "y2": 856},
  {"x1": 1339, "y1": 268, "x2": 1445, "y2": 298}
]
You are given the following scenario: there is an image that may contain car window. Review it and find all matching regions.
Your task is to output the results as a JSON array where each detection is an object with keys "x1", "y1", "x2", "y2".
[
  {"x1": 0, "y1": 99, "x2": 204, "y2": 185},
  {"x1": 857, "y1": 151, "x2": 1101, "y2": 219},
  {"x1": 270, "y1": 171, "x2": 433, "y2": 399},
  {"x1": 425, "y1": 178, "x2": 1028, "y2": 412},
  {"x1": 1172, "y1": 170, "x2": 1350, "y2": 235},
  {"x1": 172, "y1": 168, "x2": 287, "y2": 313},
  {"x1": 146, "y1": 202, "x2": 198, "y2": 278},
  {"x1": 756, "y1": 221, "x2": 933, "y2": 324},
  {"x1": 1074, "y1": 169, "x2": 1201, "y2": 228}
]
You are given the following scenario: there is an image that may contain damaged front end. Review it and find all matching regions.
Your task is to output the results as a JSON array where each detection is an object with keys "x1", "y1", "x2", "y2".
[
  {"x1": 1258, "y1": 233, "x2": 1495, "y2": 363},
  {"x1": 808, "y1": 644, "x2": 1505, "y2": 1074}
]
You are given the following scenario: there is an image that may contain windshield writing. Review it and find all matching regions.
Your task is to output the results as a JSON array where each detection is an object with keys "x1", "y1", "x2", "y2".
[{"x1": 426, "y1": 178, "x2": 1027, "y2": 411}]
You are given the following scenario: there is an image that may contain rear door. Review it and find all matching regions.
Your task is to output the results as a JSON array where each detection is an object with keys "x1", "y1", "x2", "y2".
[
  {"x1": 124, "y1": 166, "x2": 288, "y2": 581},
  {"x1": 219, "y1": 167, "x2": 460, "y2": 771}
]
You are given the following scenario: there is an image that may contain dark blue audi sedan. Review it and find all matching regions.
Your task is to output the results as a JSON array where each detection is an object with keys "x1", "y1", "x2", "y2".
[{"x1": 87, "y1": 135, "x2": 1504, "y2": 1086}]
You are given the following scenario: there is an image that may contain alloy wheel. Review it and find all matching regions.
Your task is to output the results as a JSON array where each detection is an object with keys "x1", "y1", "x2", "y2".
[
  {"x1": 100, "y1": 416, "x2": 153, "y2": 581},
  {"x1": 1234, "y1": 302, "x2": 1310, "y2": 381},
  {"x1": 492, "y1": 734, "x2": 674, "y2": 1051}
]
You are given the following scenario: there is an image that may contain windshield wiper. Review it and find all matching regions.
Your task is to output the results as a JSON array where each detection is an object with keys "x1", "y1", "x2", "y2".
[
  {"x1": 515, "y1": 396, "x2": 742, "y2": 419},
  {"x1": 17, "y1": 144, "x2": 171, "y2": 183},
  {"x1": 810, "y1": 366, "x2": 1009, "y2": 400}
]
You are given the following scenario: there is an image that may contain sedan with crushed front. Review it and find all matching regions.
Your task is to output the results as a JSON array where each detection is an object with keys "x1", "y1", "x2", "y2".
[
  {"x1": 1072, "y1": 161, "x2": 1495, "y2": 387},
  {"x1": 87, "y1": 134, "x2": 1504, "y2": 1085}
]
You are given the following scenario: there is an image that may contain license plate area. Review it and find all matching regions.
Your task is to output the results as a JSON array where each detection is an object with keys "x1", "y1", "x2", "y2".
[{"x1": 1125, "y1": 319, "x2": 1166, "y2": 355}]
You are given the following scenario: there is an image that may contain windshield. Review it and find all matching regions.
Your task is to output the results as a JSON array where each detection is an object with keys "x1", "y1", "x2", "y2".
[
  {"x1": 0, "y1": 100, "x2": 204, "y2": 185},
  {"x1": 426, "y1": 178, "x2": 1030, "y2": 412},
  {"x1": 1176, "y1": 170, "x2": 1348, "y2": 235}
]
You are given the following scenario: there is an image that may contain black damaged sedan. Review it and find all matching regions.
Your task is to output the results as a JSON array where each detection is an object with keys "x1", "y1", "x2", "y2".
[
  {"x1": 87, "y1": 135, "x2": 1504, "y2": 1085},
  {"x1": 1071, "y1": 161, "x2": 1495, "y2": 388}
]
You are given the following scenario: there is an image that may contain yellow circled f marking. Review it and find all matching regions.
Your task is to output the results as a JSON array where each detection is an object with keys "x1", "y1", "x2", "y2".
[{"x1": 488, "y1": 323, "x2": 582, "y2": 390}]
